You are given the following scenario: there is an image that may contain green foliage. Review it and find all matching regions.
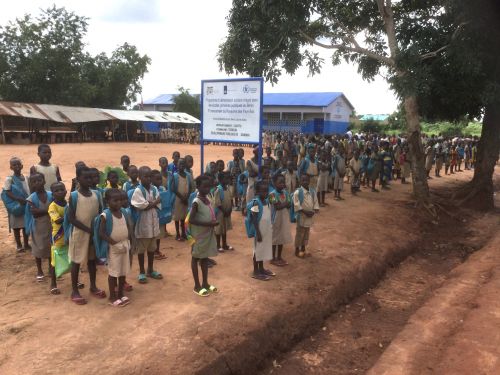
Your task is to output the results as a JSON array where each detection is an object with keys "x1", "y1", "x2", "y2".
[
  {"x1": 0, "y1": 6, "x2": 151, "y2": 108},
  {"x1": 173, "y1": 87, "x2": 200, "y2": 119},
  {"x1": 99, "y1": 166, "x2": 129, "y2": 188},
  {"x1": 360, "y1": 119, "x2": 383, "y2": 134}
]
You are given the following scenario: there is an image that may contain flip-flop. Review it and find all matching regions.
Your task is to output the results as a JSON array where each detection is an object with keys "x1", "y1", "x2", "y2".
[
  {"x1": 36, "y1": 275, "x2": 45, "y2": 282},
  {"x1": 263, "y1": 269, "x2": 276, "y2": 277},
  {"x1": 91, "y1": 289, "x2": 106, "y2": 298},
  {"x1": 154, "y1": 252, "x2": 167, "y2": 260},
  {"x1": 109, "y1": 299, "x2": 124, "y2": 307},
  {"x1": 71, "y1": 295, "x2": 87, "y2": 305},
  {"x1": 138, "y1": 274, "x2": 148, "y2": 284},
  {"x1": 50, "y1": 287, "x2": 61, "y2": 295},
  {"x1": 251, "y1": 273, "x2": 270, "y2": 281},
  {"x1": 124, "y1": 282, "x2": 133, "y2": 292},
  {"x1": 147, "y1": 271, "x2": 163, "y2": 280},
  {"x1": 223, "y1": 246, "x2": 235, "y2": 251},
  {"x1": 217, "y1": 248, "x2": 225, "y2": 253},
  {"x1": 193, "y1": 288, "x2": 210, "y2": 297},
  {"x1": 206, "y1": 285, "x2": 219, "y2": 293},
  {"x1": 120, "y1": 296, "x2": 131, "y2": 306}
]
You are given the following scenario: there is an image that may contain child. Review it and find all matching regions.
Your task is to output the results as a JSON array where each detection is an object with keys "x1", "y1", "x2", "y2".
[
  {"x1": 106, "y1": 170, "x2": 121, "y2": 189},
  {"x1": 245, "y1": 146, "x2": 260, "y2": 203},
  {"x1": 159, "y1": 157, "x2": 170, "y2": 188},
  {"x1": 293, "y1": 174, "x2": 319, "y2": 258},
  {"x1": 68, "y1": 166, "x2": 106, "y2": 305},
  {"x1": 25, "y1": 173, "x2": 54, "y2": 286},
  {"x1": 269, "y1": 174, "x2": 292, "y2": 266},
  {"x1": 70, "y1": 161, "x2": 86, "y2": 192},
  {"x1": 298, "y1": 145, "x2": 319, "y2": 191},
  {"x1": 187, "y1": 175, "x2": 219, "y2": 296},
  {"x1": 151, "y1": 170, "x2": 168, "y2": 260},
  {"x1": 2, "y1": 157, "x2": 30, "y2": 252},
  {"x1": 214, "y1": 172, "x2": 233, "y2": 252},
  {"x1": 119, "y1": 190, "x2": 134, "y2": 292},
  {"x1": 332, "y1": 148, "x2": 346, "y2": 200},
  {"x1": 30, "y1": 144, "x2": 62, "y2": 191},
  {"x1": 227, "y1": 148, "x2": 244, "y2": 210},
  {"x1": 170, "y1": 159, "x2": 193, "y2": 241},
  {"x1": 48, "y1": 182, "x2": 67, "y2": 295},
  {"x1": 99, "y1": 189, "x2": 132, "y2": 307},
  {"x1": 316, "y1": 150, "x2": 331, "y2": 206},
  {"x1": 249, "y1": 181, "x2": 275, "y2": 281},
  {"x1": 122, "y1": 165, "x2": 139, "y2": 192},
  {"x1": 120, "y1": 155, "x2": 131, "y2": 174},
  {"x1": 283, "y1": 160, "x2": 298, "y2": 194},
  {"x1": 349, "y1": 150, "x2": 362, "y2": 194},
  {"x1": 168, "y1": 151, "x2": 180, "y2": 174},
  {"x1": 131, "y1": 166, "x2": 163, "y2": 284},
  {"x1": 185, "y1": 155, "x2": 194, "y2": 176}
]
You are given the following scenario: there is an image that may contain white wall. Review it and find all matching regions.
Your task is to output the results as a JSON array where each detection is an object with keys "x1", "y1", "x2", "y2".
[{"x1": 324, "y1": 96, "x2": 353, "y2": 122}]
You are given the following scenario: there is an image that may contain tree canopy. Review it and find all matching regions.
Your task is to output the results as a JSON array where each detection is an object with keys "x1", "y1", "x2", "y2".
[
  {"x1": 173, "y1": 87, "x2": 200, "y2": 119},
  {"x1": 0, "y1": 6, "x2": 151, "y2": 108}
]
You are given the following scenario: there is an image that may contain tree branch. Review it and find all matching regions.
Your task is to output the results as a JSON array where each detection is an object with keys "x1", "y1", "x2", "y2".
[
  {"x1": 376, "y1": 0, "x2": 398, "y2": 59},
  {"x1": 299, "y1": 30, "x2": 395, "y2": 66},
  {"x1": 419, "y1": 22, "x2": 469, "y2": 60}
]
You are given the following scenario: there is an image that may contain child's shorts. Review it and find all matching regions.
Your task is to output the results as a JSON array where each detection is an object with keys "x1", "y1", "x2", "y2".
[
  {"x1": 136, "y1": 238, "x2": 158, "y2": 254},
  {"x1": 294, "y1": 225, "x2": 310, "y2": 248}
]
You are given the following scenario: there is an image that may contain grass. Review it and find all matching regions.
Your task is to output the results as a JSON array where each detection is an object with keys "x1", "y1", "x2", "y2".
[{"x1": 352, "y1": 121, "x2": 483, "y2": 137}]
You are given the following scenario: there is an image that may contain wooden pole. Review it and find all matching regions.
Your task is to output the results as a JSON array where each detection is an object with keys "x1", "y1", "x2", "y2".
[
  {"x1": 112, "y1": 121, "x2": 115, "y2": 142},
  {"x1": 0, "y1": 116, "x2": 6, "y2": 145},
  {"x1": 125, "y1": 120, "x2": 129, "y2": 142}
]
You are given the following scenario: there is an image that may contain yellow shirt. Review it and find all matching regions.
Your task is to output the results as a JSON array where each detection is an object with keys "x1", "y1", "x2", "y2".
[{"x1": 48, "y1": 201, "x2": 66, "y2": 248}]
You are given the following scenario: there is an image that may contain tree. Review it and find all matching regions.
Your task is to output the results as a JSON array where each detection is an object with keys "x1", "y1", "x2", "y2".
[
  {"x1": 173, "y1": 87, "x2": 200, "y2": 119},
  {"x1": 0, "y1": 6, "x2": 150, "y2": 109},
  {"x1": 218, "y1": 0, "x2": 466, "y2": 209}
]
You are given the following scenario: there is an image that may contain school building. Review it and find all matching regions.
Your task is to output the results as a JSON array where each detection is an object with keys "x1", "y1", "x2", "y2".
[{"x1": 144, "y1": 91, "x2": 355, "y2": 135}]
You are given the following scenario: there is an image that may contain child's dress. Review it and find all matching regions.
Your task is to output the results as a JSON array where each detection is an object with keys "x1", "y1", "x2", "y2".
[
  {"x1": 269, "y1": 190, "x2": 293, "y2": 246},
  {"x1": 3, "y1": 175, "x2": 29, "y2": 231},
  {"x1": 34, "y1": 164, "x2": 58, "y2": 191},
  {"x1": 105, "y1": 213, "x2": 130, "y2": 278},
  {"x1": 214, "y1": 186, "x2": 233, "y2": 235},
  {"x1": 27, "y1": 193, "x2": 52, "y2": 259},
  {"x1": 69, "y1": 192, "x2": 100, "y2": 264},
  {"x1": 190, "y1": 197, "x2": 218, "y2": 259},
  {"x1": 251, "y1": 201, "x2": 273, "y2": 262},
  {"x1": 172, "y1": 175, "x2": 189, "y2": 221}
]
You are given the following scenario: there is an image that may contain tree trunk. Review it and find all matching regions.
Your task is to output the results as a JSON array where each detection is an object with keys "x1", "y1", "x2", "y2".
[
  {"x1": 404, "y1": 95, "x2": 430, "y2": 202},
  {"x1": 454, "y1": 103, "x2": 500, "y2": 210}
]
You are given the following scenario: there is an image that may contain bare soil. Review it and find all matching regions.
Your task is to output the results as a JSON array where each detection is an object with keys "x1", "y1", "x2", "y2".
[{"x1": 0, "y1": 143, "x2": 497, "y2": 375}]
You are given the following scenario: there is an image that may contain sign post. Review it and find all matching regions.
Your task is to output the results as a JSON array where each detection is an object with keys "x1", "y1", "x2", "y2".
[{"x1": 200, "y1": 77, "x2": 264, "y2": 174}]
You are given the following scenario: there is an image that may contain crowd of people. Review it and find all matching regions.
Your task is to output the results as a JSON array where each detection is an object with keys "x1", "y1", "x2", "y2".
[{"x1": 1, "y1": 131, "x2": 479, "y2": 306}]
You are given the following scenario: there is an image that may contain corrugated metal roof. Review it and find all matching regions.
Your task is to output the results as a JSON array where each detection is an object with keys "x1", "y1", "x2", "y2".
[
  {"x1": 0, "y1": 102, "x2": 50, "y2": 120},
  {"x1": 103, "y1": 109, "x2": 169, "y2": 122},
  {"x1": 37, "y1": 104, "x2": 113, "y2": 123},
  {"x1": 263, "y1": 92, "x2": 343, "y2": 107},
  {"x1": 359, "y1": 114, "x2": 390, "y2": 121},
  {"x1": 144, "y1": 94, "x2": 176, "y2": 105}
]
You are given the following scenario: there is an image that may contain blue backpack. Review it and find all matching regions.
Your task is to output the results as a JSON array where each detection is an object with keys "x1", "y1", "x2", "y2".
[
  {"x1": 158, "y1": 186, "x2": 173, "y2": 225},
  {"x1": 24, "y1": 191, "x2": 53, "y2": 236},
  {"x1": 63, "y1": 190, "x2": 103, "y2": 244},
  {"x1": 93, "y1": 208, "x2": 131, "y2": 259},
  {"x1": 269, "y1": 189, "x2": 296, "y2": 224},
  {"x1": 129, "y1": 184, "x2": 160, "y2": 225},
  {"x1": 244, "y1": 197, "x2": 264, "y2": 238},
  {"x1": 213, "y1": 185, "x2": 226, "y2": 216},
  {"x1": 293, "y1": 187, "x2": 315, "y2": 222},
  {"x1": 237, "y1": 171, "x2": 249, "y2": 197},
  {"x1": 1, "y1": 176, "x2": 29, "y2": 217}
]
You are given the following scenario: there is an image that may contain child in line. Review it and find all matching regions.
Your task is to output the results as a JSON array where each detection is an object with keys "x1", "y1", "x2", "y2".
[
  {"x1": 106, "y1": 170, "x2": 120, "y2": 189},
  {"x1": 3, "y1": 157, "x2": 30, "y2": 252},
  {"x1": 317, "y1": 150, "x2": 330, "y2": 206},
  {"x1": 70, "y1": 161, "x2": 86, "y2": 192},
  {"x1": 122, "y1": 165, "x2": 139, "y2": 192},
  {"x1": 283, "y1": 160, "x2": 298, "y2": 195},
  {"x1": 25, "y1": 173, "x2": 54, "y2": 285},
  {"x1": 250, "y1": 180, "x2": 275, "y2": 281},
  {"x1": 151, "y1": 170, "x2": 168, "y2": 260},
  {"x1": 227, "y1": 148, "x2": 244, "y2": 210},
  {"x1": 214, "y1": 172, "x2": 233, "y2": 252},
  {"x1": 99, "y1": 189, "x2": 132, "y2": 307},
  {"x1": 168, "y1": 151, "x2": 180, "y2": 174},
  {"x1": 159, "y1": 157, "x2": 170, "y2": 188},
  {"x1": 349, "y1": 151, "x2": 362, "y2": 194},
  {"x1": 48, "y1": 182, "x2": 68, "y2": 295},
  {"x1": 131, "y1": 166, "x2": 163, "y2": 284},
  {"x1": 120, "y1": 190, "x2": 134, "y2": 292},
  {"x1": 187, "y1": 175, "x2": 219, "y2": 297},
  {"x1": 68, "y1": 166, "x2": 106, "y2": 305},
  {"x1": 293, "y1": 174, "x2": 319, "y2": 258},
  {"x1": 332, "y1": 148, "x2": 346, "y2": 200},
  {"x1": 170, "y1": 159, "x2": 193, "y2": 241},
  {"x1": 120, "y1": 155, "x2": 131, "y2": 174},
  {"x1": 269, "y1": 174, "x2": 292, "y2": 266},
  {"x1": 30, "y1": 144, "x2": 62, "y2": 191},
  {"x1": 185, "y1": 155, "x2": 194, "y2": 176}
]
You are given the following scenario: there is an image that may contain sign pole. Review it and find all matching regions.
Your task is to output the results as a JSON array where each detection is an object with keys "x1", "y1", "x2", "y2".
[{"x1": 200, "y1": 80, "x2": 204, "y2": 174}]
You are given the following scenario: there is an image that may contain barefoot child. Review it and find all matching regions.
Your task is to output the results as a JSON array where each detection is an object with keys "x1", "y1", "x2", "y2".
[
  {"x1": 122, "y1": 165, "x2": 139, "y2": 192},
  {"x1": 269, "y1": 174, "x2": 293, "y2": 266},
  {"x1": 293, "y1": 174, "x2": 319, "y2": 258},
  {"x1": 186, "y1": 175, "x2": 219, "y2": 296},
  {"x1": 2, "y1": 157, "x2": 30, "y2": 252},
  {"x1": 25, "y1": 173, "x2": 55, "y2": 287},
  {"x1": 30, "y1": 144, "x2": 62, "y2": 190},
  {"x1": 98, "y1": 189, "x2": 132, "y2": 307},
  {"x1": 48, "y1": 182, "x2": 68, "y2": 295},
  {"x1": 170, "y1": 159, "x2": 193, "y2": 241},
  {"x1": 214, "y1": 172, "x2": 233, "y2": 252},
  {"x1": 131, "y1": 166, "x2": 163, "y2": 284},
  {"x1": 68, "y1": 166, "x2": 106, "y2": 305},
  {"x1": 248, "y1": 181, "x2": 275, "y2": 281}
]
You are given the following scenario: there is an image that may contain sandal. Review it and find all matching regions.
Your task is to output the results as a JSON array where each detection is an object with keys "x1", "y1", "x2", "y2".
[
  {"x1": 71, "y1": 294, "x2": 87, "y2": 305},
  {"x1": 217, "y1": 248, "x2": 225, "y2": 253},
  {"x1": 223, "y1": 246, "x2": 234, "y2": 251},
  {"x1": 36, "y1": 275, "x2": 45, "y2": 282},
  {"x1": 109, "y1": 299, "x2": 125, "y2": 307},
  {"x1": 124, "y1": 282, "x2": 133, "y2": 292},
  {"x1": 193, "y1": 288, "x2": 210, "y2": 297},
  {"x1": 251, "y1": 273, "x2": 270, "y2": 281},
  {"x1": 120, "y1": 296, "x2": 131, "y2": 306},
  {"x1": 206, "y1": 285, "x2": 219, "y2": 293},
  {"x1": 77, "y1": 282, "x2": 85, "y2": 289},
  {"x1": 276, "y1": 259, "x2": 288, "y2": 267},
  {"x1": 297, "y1": 251, "x2": 306, "y2": 258},
  {"x1": 154, "y1": 252, "x2": 167, "y2": 260},
  {"x1": 138, "y1": 274, "x2": 148, "y2": 284},
  {"x1": 263, "y1": 269, "x2": 276, "y2": 277},
  {"x1": 91, "y1": 288, "x2": 106, "y2": 299},
  {"x1": 50, "y1": 287, "x2": 61, "y2": 295},
  {"x1": 147, "y1": 271, "x2": 163, "y2": 280}
]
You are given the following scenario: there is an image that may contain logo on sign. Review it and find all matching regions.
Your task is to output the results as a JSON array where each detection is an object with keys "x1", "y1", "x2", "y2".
[
  {"x1": 206, "y1": 86, "x2": 214, "y2": 95},
  {"x1": 243, "y1": 84, "x2": 257, "y2": 94}
]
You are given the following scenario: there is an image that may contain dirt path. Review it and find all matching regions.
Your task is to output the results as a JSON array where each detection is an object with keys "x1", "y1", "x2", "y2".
[{"x1": 0, "y1": 143, "x2": 496, "y2": 374}]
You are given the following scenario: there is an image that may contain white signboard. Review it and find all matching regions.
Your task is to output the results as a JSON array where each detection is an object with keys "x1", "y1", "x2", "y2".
[{"x1": 201, "y1": 78, "x2": 263, "y2": 144}]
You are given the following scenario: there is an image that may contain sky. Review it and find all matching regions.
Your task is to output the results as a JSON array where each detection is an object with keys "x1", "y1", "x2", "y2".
[{"x1": 0, "y1": 0, "x2": 398, "y2": 114}]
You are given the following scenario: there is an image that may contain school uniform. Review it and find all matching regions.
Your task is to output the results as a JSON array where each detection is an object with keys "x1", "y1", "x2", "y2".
[
  {"x1": 332, "y1": 154, "x2": 346, "y2": 191},
  {"x1": 102, "y1": 212, "x2": 130, "y2": 277},
  {"x1": 68, "y1": 191, "x2": 100, "y2": 264},
  {"x1": 27, "y1": 192, "x2": 52, "y2": 259},
  {"x1": 3, "y1": 175, "x2": 29, "y2": 230},
  {"x1": 316, "y1": 161, "x2": 330, "y2": 193},
  {"x1": 269, "y1": 190, "x2": 292, "y2": 246},
  {"x1": 171, "y1": 174, "x2": 191, "y2": 221},
  {"x1": 293, "y1": 187, "x2": 319, "y2": 248},
  {"x1": 245, "y1": 159, "x2": 259, "y2": 203},
  {"x1": 282, "y1": 170, "x2": 298, "y2": 194},
  {"x1": 190, "y1": 196, "x2": 218, "y2": 259},
  {"x1": 250, "y1": 200, "x2": 273, "y2": 262},
  {"x1": 33, "y1": 164, "x2": 58, "y2": 191},
  {"x1": 349, "y1": 158, "x2": 362, "y2": 189},
  {"x1": 131, "y1": 185, "x2": 160, "y2": 254},
  {"x1": 214, "y1": 186, "x2": 233, "y2": 235}
]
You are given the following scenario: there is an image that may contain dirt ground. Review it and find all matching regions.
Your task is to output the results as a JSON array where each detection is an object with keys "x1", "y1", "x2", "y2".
[{"x1": 0, "y1": 143, "x2": 497, "y2": 375}]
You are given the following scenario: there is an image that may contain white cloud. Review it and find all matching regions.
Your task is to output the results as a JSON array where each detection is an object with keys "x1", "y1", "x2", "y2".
[{"x1": 0, "y1": 0, "x2": 398, "y2": 114}]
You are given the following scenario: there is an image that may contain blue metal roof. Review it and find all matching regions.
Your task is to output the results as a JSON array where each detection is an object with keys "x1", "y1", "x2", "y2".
[
  {"x1": 145, "y1": 92, "x2": 352, "y2": 109},
  {"x1": 263, "y1": 92, "x2": 343, "y2": 107},
  {"x1": 359, "y1": 114, "x2": 390, "y2": 121},
  {"x1": 144, "y1": 94, "x2": 176, "y2": 105}
]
